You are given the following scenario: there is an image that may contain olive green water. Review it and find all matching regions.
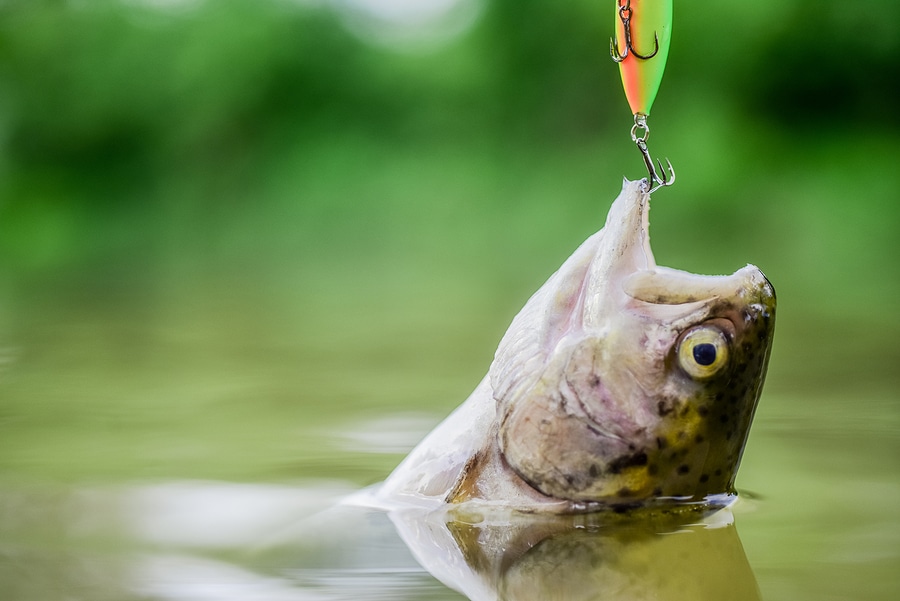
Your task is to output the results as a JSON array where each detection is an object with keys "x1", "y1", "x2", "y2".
[
  {"x1": 1, "y1": 264, "x2": 898, "y2": 600},
  {"x1": 1, "y1": 1, "x2": 899, "y2": 599}
]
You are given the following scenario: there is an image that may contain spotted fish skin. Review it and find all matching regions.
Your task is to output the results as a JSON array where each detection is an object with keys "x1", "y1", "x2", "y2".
[{"x1": 379, "y1": 179, "x2": 775, "y2": 511}]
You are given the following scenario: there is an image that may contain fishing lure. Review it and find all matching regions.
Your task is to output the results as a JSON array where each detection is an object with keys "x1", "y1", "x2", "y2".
[{"x1": 610, "y1": 0, "x2": 675, "y2": 192}]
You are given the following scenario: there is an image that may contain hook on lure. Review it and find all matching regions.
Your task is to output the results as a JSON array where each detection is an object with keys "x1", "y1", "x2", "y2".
[
  {"x1": 631, "y1": 114, "x2": 674, "y2": 193},
  {"x1": 611, "y1": 0, "x2": 675, "y2": 192},
  {"x1": 610, "y1": 0, "x2": 659, "y2": 62}
]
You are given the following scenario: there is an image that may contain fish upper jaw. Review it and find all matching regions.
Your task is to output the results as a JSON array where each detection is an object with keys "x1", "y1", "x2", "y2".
[
  {"x1": 579, "y1": 179, "x2": 771, "y2": 336},
  {"x1": 580, "y1": 179, "x2": 655, "y2": 331}
]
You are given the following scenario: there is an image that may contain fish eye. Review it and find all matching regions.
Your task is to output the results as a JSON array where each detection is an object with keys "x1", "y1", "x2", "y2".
[{"x1": 677, "y1": 326, "x2": 730, "y2": 380}]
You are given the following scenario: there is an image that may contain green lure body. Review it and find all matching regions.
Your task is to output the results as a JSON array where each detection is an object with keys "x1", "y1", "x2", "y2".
[{"x1": 613, "y1": 0, "x2": 673, "y2": 117}]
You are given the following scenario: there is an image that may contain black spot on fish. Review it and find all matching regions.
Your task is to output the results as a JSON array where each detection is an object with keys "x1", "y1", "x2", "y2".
[
  {"x1": 698, "y1": 406, "x2": 710, "y2": 417},
  {"x1": 647, "y1": 464, "x2": 659, "y2": 476},
  {"x1": 657, "y1": 401, "x2": 673, "y2": 417},
  {"x1": 589, "y1": 464, "x2": 601, "y2": 478},
  {"x1": 714, "y1": 469, "x2": 722, "y2": 477},
  {"x1": 656, "y1": 437, "x2": 667, "y2": 449},
  {"x1": 608, "y1": 452, "x2": 649, "y2": 474},
  {"x1": 700, "y1": 474, "x2": 710, "y2": 483},
  {"x1": 719, "y1": 414, "x2": 730, "y2": 424},
  {"x1": 617, "y1": 487, "x2": 635, "y2": 498},
  {"x1": 652, "y1": 487, "x2": 663, "y2": 496},
  {"x1": 695, "y1": 434, "x2": 705, "y2": 444},
  {"x1": 589, "y1": 375, "x2": 601, "y2": 388},
  {"x1": 677, "y1": 464, "x2": 691, "y2": 475}
]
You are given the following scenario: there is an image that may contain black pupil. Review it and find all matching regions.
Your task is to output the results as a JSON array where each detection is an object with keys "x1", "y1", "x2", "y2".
[{"x1": 693, "y1": 343, "x2": 718, "y2": 366}]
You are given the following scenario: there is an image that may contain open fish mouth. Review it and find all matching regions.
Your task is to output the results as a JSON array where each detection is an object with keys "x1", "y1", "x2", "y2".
[
  {"x1": 492, "y1": 179, "x2": 776, "y2": 504},
  {"x1": 378, "y1": 179, "x2": 776, "y2": 511}
]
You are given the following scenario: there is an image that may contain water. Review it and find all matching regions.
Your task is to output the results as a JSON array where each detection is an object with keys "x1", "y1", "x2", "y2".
[{"x1": 0, "y1": 268, "x2": 898, "y2": 600}]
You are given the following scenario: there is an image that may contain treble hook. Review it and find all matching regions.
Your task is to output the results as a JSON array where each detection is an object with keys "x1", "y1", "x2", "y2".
[
  {"x1": 636, "y1": 139, "x2": 675, "y2": 192},
  {"x1": 631, "y1": 114, "x2": 674, "y2": 193},
  {"x1": 610, "y1": 0, "x2": 660, "y2": 63}
]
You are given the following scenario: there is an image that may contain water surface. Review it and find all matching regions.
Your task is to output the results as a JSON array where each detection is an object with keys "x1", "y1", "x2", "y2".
[{"x1": 0, "y1": 270, "x2": 897, "y2": 600}]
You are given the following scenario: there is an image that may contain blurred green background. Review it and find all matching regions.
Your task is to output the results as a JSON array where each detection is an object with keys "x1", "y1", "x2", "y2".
[{"x1": 0, "y1": 0, "x2": 897, "y2": 483}]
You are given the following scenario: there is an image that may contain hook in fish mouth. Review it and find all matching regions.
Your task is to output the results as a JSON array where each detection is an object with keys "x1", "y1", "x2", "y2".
[
  {"x1": 378, "y1": 180, "x2": 775, "y2": 511},
  {"x1": 631, "y1": 114, "x2": 674, "y2": 194},
  {"x1": 492, "y1": 180, "x2": 775, "y2": 504}
]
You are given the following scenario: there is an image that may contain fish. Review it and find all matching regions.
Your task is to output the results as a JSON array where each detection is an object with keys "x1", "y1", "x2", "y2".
[{"x1": 378, "y1": 179, "x2": 776, "y2": 512}]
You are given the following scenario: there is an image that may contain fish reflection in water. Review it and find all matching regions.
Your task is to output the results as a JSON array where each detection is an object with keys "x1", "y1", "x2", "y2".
[
  {"x1": 381, "y1": 502, "x2": 761, "y2": 601},
  {"x1": 105, "y1": 481, "x2": 761, "y2": 601}
]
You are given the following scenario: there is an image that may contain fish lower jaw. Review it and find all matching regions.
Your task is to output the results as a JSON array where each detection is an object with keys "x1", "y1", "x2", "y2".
[{"x1": 498, "y1": 408, "x2": 744, "y2": 505}]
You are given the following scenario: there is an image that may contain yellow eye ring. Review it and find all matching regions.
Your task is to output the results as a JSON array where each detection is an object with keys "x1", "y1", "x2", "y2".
[{"x1": 677, "y1": 326, "x2": 730, "y2": 380}]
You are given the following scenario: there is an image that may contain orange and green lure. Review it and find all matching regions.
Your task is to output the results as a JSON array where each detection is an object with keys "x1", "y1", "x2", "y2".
[{"x1": 610, "y1": 0, "x2": 675, "y2": 192}]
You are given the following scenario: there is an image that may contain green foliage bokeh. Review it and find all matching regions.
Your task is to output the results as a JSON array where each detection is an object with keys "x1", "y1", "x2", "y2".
[{"x1": 0, "y1": 0, "x2": 898, "y2": 482}]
